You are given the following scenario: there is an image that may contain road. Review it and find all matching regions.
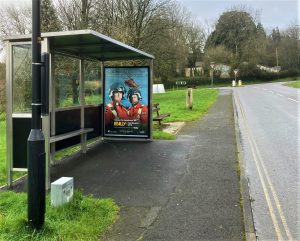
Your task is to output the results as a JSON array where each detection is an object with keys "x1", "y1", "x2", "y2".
[{"x1": 233, "y1": 82, "x2": 299, "y2": 241}]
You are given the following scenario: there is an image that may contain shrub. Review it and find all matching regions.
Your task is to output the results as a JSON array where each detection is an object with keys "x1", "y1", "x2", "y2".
[
  {"x1": 0, "y1": 112, "x2": 5, "y2": 121},
  {"x1": 163, "y1": 76, "x2": 232, "y2": 89}
]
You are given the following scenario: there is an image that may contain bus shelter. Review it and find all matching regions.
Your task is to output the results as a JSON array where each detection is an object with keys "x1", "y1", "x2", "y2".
[{"x1": 4, "y1": 30, "x2": 154, "y2": 189}]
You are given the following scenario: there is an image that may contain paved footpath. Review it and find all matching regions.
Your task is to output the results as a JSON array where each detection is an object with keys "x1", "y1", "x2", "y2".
[{"x1": 50, "y1": 89, "x2": 244, "y2": 240}]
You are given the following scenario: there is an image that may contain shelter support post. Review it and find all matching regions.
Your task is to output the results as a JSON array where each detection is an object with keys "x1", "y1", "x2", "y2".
[
  {"x1": 100, "y1": 61, "x2": 104, "y2": 140},
  {"x1": 6, "y1": 41, "x2": 13, "y2": 188},
  {"x1": 41, "y1": 38, "x2": 51, "y2": 190},
  {"x1": 50, "y1": 53, "x2": 56, "y2": 164},
  {"x1": 79, "y1": 58, "x2": 86, "y2": 153},
  {"x1": 149, "y1": 59, "x2": 154, "y2": 140},
  {"x1": 42, "y1": 116, "x2": 50, "y2": 190}
]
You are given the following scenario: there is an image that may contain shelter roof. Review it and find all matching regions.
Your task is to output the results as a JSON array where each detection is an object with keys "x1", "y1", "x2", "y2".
[{"x1": 3, "y1": 29, "x2": 154, "y2": 61}]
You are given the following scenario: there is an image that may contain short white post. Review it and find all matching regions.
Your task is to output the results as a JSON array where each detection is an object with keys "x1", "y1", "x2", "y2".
[{"x1": 51, "y1": 177, "x2": 74, "y2": 207}]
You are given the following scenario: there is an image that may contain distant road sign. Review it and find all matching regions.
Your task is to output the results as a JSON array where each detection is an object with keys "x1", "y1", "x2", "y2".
[
  {"x1": 234, "y1": 69, "x2": 239, "y2": 75},
  {"x1": 274, "y1": 66, "x2": 281, "y2": 71},
  {"x1": 176, "y1": 81, "x2": 187, "y2": 85}
]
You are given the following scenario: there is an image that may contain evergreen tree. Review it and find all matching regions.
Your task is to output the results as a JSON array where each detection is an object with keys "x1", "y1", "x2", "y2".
[
  {"x1": 205, "y1": 10, "x2": 257, "y2": 57},
  {"x1": 256, "y1": 22, "x2": 266, "y2": 38},
  {"x1": 271, "y1": 27, "x2": 281, "y2": 46},
  {"x1": 41, "y1": 0, "x2": 61, "y2": 32},
  {"x1": 271, "y1": 27, "x2": 281, "y2": 66}
]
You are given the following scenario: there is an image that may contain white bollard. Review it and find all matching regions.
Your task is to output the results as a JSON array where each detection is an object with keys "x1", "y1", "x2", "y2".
[
  {"x1": 238, "y1": 80, "x2": 242, "y2": 86},
  {"x1": 232, "y1": 80, "x2": 236, "y2": 87}
]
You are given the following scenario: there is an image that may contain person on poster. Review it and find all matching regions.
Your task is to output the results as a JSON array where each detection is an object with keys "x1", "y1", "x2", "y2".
[
  {"x1": 127, "y1": 88, "x2": 148, "y2": 124},
  {"x1": 105, "y1": 82, "x2": 129, "y2": 124}
]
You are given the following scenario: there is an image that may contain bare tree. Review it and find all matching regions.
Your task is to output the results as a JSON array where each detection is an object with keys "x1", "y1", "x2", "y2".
[
  {"x1": 0, "y1": 3, "x2": 31, "y2": 66},
  {"x1": 185, "y1": 21, "x2": 206, "y2": 66},
  {"x1": 0, "y1": 4, "x2": 32, "y2": 36},
  {"x1": 53, "y1": 0, "x2": 98, "y2": 30},
  {"x1": 278, "y1": 24, "x2": 300, "y2": 70},
  {"x1": 203, "y1": 18, "x2": 216, "y2": 39},
  {"x1": 91, "y1": 0, "x2": 172, "y2": 48}
]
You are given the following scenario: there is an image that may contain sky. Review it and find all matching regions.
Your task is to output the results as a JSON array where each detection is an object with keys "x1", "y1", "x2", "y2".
[
  {"x1": 0, "y1": 0, "x2": 298, "y2": 31},
  {"x1": 176, "y1": 0, "x2": 299, "y2": 32},
  {"x1": 0, "y1": 0, "x2": 299, "y2": 61}
]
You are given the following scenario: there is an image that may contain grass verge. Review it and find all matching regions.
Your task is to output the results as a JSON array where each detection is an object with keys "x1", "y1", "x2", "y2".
[
  {"x1": 54, "y1": 145, "x2": 82, "y2": 161},
  {"x1": 153, "y1": 129, "x2": 176, "y2": 140},
  {"x1": 0, "y1": 120, "x2": 26, "y2": 187},
  {"x1": 283, "y1": 80, "x2": 300, "y2": 88},
  {"x1": 153, "y1": 88, "x2": 219, "y2": 139},
  {"x1": 0, "y1": 190, "x2": 119, "y2": 241},
  {"x1": 242, "y1": 76, "x2": 300, "y2": 85}
]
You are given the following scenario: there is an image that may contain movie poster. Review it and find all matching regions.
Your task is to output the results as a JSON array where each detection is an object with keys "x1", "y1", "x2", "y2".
[{"x1": 104, "y1": 67, "x2": 150, "y2": 138}]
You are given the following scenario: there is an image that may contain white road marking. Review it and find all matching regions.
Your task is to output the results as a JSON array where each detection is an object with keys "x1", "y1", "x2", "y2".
[
  {"x1": 251, "y1": 130, "x2": 295, "y2": 241},
  {"x1": 288, "y1": 98, "x2": 298, "y2": 103},
  {"x1": 250, "y1": 85, "x2": 297, "y2": 104}
]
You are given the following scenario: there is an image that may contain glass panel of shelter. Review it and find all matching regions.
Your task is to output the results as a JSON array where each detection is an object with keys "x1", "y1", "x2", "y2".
[
  {"x1": 54, "y1": 55, "x2": 80, "y2": 108},
  {"x1": 12, "y1": 44, "x2": 32, "y2": 113},
  {"x1": 84, "y1": 60, "x2": 102, "y2": 106},
  {"x1": 54, "y1": 54, "x2": 102, "y2": 109}
]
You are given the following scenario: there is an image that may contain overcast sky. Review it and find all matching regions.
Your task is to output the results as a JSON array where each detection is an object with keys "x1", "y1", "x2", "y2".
[
  {"x1": 177, "y1": 0, "x2": 299, "y2": 31},
  {"x1": 0, "y1": 0, "x2": 298, "y2": 31},
  {"x1": 0, "y1": 0, "x2": 298, "y2": 62}
]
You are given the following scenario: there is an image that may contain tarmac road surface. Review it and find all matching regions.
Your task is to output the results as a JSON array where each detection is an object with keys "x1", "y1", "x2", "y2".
[{"x1": 233, "y1": 82, "x2": 299, "y2": 241}]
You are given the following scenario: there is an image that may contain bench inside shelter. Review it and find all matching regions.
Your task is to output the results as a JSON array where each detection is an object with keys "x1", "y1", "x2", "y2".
[
  {"x1": 49, "y1": 128, "x2": 93, "y2": 161},
  {"x1": 49, "y1": 128, "x2": 93, "y2": 144}
]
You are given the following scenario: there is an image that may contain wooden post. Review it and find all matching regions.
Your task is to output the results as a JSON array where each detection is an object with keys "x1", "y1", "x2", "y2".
[{"x1": 186, "y1": 88, "x2": 193, "y2": 110}]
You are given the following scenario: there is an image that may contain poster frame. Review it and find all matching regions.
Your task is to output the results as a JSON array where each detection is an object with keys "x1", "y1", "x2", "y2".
[{"x1": 103, "y1": 66, "x2": 151, "y2": 139}]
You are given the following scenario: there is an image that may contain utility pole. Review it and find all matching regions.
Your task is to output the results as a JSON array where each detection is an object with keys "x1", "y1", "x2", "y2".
[
  {"x1": 210, "y1": 62, "x2": 215, "y2": 87},
  {"x1": 275, "y1": 47, "x2": 279, "y2": 67},
  {"x1": 234, "y1": 69, "x2": 239, "y2": 82},
  {"x1": 28, "y1": 0, "x2": 46, "y2": 229}
]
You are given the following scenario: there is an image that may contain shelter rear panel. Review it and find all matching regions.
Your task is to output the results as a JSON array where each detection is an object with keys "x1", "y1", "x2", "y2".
[
  {"x1": 12, "y1": 117, "x2": 32, "y2": 168},
  {"x1": 84, "y1": 105, "x2": 103, "y2": 139},
  {"x1": 55, "y1": 109, "x2": 81, "y2": 151}
]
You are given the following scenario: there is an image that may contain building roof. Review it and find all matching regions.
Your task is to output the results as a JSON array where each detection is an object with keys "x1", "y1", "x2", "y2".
[{"x1": 2, "y1": 29, "x2": 154, "y2": 61}]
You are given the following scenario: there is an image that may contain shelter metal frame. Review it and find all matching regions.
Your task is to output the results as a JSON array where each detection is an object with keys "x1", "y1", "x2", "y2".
[{"x1": 4, "y1": 30, "x2": 154, "y2": 189}]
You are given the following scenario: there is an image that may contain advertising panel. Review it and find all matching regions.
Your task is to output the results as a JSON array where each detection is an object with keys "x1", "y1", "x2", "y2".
[{"x1": 104, "y1": 67, "x2": 150, "y2": 138}]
